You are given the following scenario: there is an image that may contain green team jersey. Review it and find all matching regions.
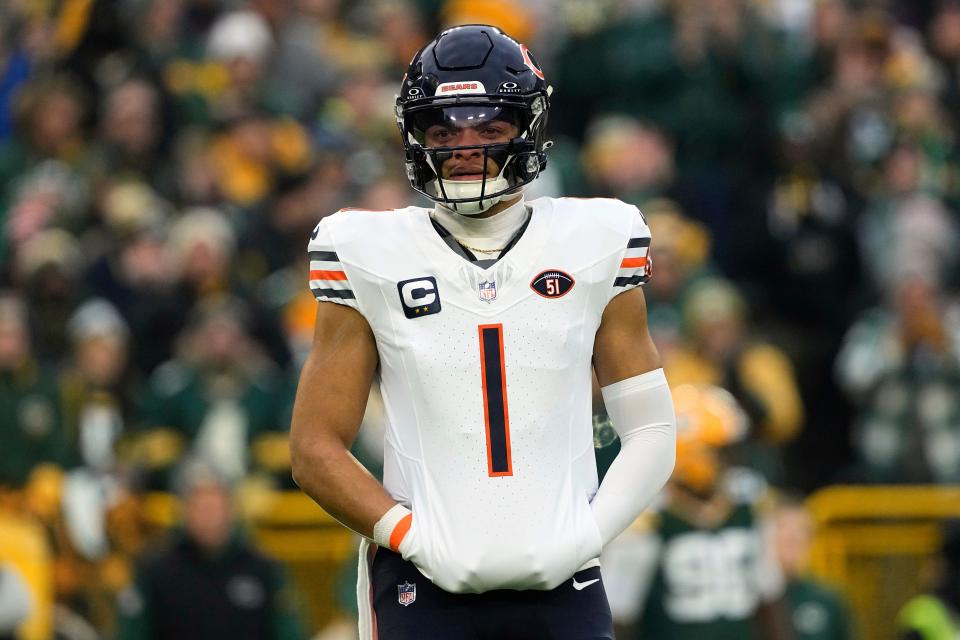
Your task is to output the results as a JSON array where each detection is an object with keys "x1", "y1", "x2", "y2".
[
  {"x1": 786, "y1": 578, "x2": 854, "y2": 640},
  {"x1": 633, "y1": 502, "x2": 771, "y2": 640},
  {"x1": 0, "y1": 360, "x2": 69, "y2": 487}
]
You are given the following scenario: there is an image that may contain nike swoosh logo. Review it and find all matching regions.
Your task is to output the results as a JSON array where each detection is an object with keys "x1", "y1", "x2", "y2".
[{"x1": 572, "y1": 578, "x2": 600, "y2": 591}]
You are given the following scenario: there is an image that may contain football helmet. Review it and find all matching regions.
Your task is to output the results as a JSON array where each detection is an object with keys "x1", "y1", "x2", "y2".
[
  {"x1": 396, "y1": 25, "x2": 552, "y2": 215},
  {"x1": 671, "y1": 384, "x2": 748, "y2": 495}
]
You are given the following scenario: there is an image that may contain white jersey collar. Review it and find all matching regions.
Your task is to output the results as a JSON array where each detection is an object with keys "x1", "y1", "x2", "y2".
[{"x1": 431, "y1": 196, "x2": 529, "y2": 254}]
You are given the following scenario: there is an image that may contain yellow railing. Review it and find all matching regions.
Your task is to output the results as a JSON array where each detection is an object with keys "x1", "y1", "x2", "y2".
[
  {"x1": 248, "y1": 491, "x2": 355, "y2": 631},
  {"x1": 806, "y1": 485, "x2": 960, "y2": 640}
]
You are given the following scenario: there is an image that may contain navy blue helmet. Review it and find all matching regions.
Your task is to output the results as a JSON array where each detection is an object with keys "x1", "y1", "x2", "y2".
[{"x1": 395, "y1": 25, "x2": 552, "y2": 214}]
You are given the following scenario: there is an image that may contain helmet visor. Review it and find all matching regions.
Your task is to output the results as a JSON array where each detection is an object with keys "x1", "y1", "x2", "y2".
[{"x1": 408, "y1": 105, "x2": 526, "y2": 145}]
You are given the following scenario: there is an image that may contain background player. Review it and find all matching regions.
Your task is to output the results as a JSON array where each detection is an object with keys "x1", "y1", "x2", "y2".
[
  {"x1": 602, "y1": 384, "x2": 793, "y2": 640},
  {"x1": 289, "y1": 24, "x2": 677, "y2": 640}
]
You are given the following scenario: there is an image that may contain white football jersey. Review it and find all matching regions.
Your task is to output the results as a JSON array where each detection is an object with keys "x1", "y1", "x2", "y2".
[{"x1": 307, "y1": 197, "x2": 651, "y2": 593}]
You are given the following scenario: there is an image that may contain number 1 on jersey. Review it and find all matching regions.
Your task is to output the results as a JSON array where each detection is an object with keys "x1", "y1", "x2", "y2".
[{"x1": 478, "y1": 324, "x2": 513, "y2": 477}]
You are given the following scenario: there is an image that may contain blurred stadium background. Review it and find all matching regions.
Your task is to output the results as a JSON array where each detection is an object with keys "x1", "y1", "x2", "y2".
[{"x1": 1, "y1": 0, "x2": 960, "y2": 638}]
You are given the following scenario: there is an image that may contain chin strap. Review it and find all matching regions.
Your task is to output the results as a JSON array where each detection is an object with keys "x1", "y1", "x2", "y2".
[{"x1": 429, "y1": 176, "x2": 512, "y2": 215}]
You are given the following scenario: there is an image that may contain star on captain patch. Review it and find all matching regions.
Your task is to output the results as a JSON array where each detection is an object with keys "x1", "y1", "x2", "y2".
[
  {"x1": 478, "y1": 280, "x2": 497, "y2": 303},
  {"x1": 398, "y1": 581, "x2": 416, "y2": 606}
]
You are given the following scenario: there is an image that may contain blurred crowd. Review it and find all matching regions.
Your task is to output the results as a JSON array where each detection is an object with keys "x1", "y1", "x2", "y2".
[{"x1": 1, "y1": 0, "x2": 960, "y2": 637}]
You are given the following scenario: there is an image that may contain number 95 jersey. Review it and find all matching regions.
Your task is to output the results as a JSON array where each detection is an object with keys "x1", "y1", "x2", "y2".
[{"x1": 307, "y1": 197, "x2": 651, "y2": 594}]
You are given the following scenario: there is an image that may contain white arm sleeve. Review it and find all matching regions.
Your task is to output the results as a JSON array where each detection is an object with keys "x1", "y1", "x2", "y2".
[{"x1": 591, "y1": 368, "x2": 676, "y2": 547}]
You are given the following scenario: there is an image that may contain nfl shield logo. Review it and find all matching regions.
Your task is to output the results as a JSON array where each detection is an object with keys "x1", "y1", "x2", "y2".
[
  {"x1": 478, "y1": 280, "x2": 497, "y2": 303},
  {"x1": 397, "y1": 581, "x2": 416, "y2": 606}
]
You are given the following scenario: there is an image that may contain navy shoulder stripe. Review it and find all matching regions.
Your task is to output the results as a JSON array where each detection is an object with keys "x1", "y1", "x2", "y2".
[
  {"x1": 627, "y1": 237, "x2": 651, "y2": 249},
  {"x1": 309, "y1": 250, "x2": 339, "y2": 261},
  {"x1": 311, "y1": 287, "x2": 356, "y2": 300},
  {"x1": 614, "y1": 274, "x2": 649, "y2": 287}
]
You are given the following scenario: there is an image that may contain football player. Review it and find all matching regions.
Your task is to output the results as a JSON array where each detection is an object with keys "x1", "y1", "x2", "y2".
[
  {"x1": 602, "y1": 384, "x2": 794, "y2": 640},
  {"x1": 289, "y1": 25, "x2": 677, "y2": 640}
]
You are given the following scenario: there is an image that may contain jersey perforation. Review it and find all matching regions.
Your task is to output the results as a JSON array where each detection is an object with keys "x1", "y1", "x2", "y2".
[{"x1": 375, "y1": 268, "x2": 429, "y2": 471}]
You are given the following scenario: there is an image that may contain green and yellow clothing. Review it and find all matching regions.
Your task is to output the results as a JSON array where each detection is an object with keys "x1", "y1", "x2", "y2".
[
  {"x1": 60, "y1": 369, "x2": 140, "y2": 471},
  {"x1": 835, "y1": 307, "x2": 960, "y2": 483},
  {"x1": 664, "y1": 342, "x2": 804, "y2": 446},
  {"x1": 603, "y1": 482, "x2": 783, "y2": 640},
  {"x1": 635, "y1": 503, "x2": 764, "y2": 640},
  {"x1": 0, "y1": 361, "x2": 69, "y2": 488},
  {"x1": 136, "y1": 362, "x2": 287, "y2": 488},
  {"x1": 786, "y1": 578, "x2": 855, "y2": 640}
]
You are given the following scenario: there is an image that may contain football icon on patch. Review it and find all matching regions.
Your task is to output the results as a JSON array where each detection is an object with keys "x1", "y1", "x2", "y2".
[
  {"x1": 398, "y1": 581, "x2": 416, "y2": 606},
  {"x1": 478, "y1": 280, "x2": 497, "y2": 303},
  {"x1": 530, "y1": 270, "x2": 575, "y2": 298}
]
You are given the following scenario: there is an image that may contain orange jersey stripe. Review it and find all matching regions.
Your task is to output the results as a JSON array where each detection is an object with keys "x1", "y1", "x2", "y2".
[
  {"x1": 620, "y1": 257, "x2": 648, "y2": 269},
  {"x1": 309, "y1": 269, "x2": 348, "y2": 281},
  {"x1": 389, "y1": 513, "x2": 413, "y2": 551},
  {"x1": 478, "y1": 324, "x2": 513, "y2": 477}
]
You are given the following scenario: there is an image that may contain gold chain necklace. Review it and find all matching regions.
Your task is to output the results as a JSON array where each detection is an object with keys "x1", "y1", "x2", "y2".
[{"x1": 456, "y1": 240, "x2": 503, "y2": 254}]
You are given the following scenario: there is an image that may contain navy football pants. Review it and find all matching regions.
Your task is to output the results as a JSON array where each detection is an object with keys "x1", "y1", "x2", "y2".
[{"x1": 368, "y1": 548, "x2": 614, "y2": 639}]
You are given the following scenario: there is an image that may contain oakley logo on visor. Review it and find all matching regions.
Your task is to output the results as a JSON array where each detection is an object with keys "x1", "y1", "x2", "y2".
[{"x1": 436, "y1": 81, "x2": 487, "y2": 95}]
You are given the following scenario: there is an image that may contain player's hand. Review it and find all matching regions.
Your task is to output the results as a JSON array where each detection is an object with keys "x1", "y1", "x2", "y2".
[
  {"x1": 396, "y1": 515, "x2": 434, "y2": 582},
  {"x1": 395, "y1": 500, "x2": 603, "y2": 593}
]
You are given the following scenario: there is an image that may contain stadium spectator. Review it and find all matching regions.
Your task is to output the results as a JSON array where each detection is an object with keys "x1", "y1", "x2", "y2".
[
  {"x1": 750, "y1": 112, "x2": 865, "y2": 488},
  {"x1": 835, "y1": 272, "x2": 960, "y2": 483},
  {"x1": 60, "y1": 299, "x2": 136, "y2": 475},
  {"x1": 580, "y1": 116, "x2": 679, "y2": 210},
  {"x1": 664, "y1": 277, "x2": 804, "y2": 484},
  {"x1": 773, "y1": 498, "x2": 856, "y2": 640},
  {"x1": 137, "y1": 296, "x2": 288, "y2": 489},
  {"x1": 0, "y1": 74, "x2": 87, "y2": 180},
  {"x1": 205, "y1": 112, "x2": 314, "y2": 208},
  {"x1": 82, "y1": 182, "x2": 177, "y2": 375},
  {"x1": 641, "y1": 199, "x2": 715, "y2": 347},
  {"x1": 204, "y1": 10, "x2": 289, "y2": 123},
  {"x1": 264, "y1": 0, "x2": 341, "y2": 121},
  {"x1": 164, "y1": 207, "x2": 290, "y2": 368},
  {"x1": 0, "y1": 76, "x2": 90, "y2": 254},
  {"x1": 0, "y1": 292, "x2": 68, "y2": 490},
  {"x1": 14, "y1": 229, "x2": 86, "y2": 365},
  {"x1": 858, "y1": 143, "x2": 959, "y2": 296},
  {"x1": 759, "y1": 112, "x2": 863, "y2": 333},
  {"x1": 802, "y1": 8, "x2": 896, "y2": 189},
  {"x1": 86, "y1": 78, "x2": 174, "y2": 199},
  {"x1": 116, "y1": 460, "x2": 305, "y2": 640}
]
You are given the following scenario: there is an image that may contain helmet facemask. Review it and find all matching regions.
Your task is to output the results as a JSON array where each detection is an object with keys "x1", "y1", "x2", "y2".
[
  {"x1": 399, "y1": 99, "x2": 549, "y2": 216},
  {"x1": 423, "y1": 144, "x2": 513, "y2": 215}
]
